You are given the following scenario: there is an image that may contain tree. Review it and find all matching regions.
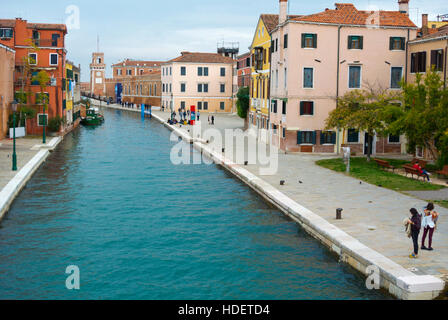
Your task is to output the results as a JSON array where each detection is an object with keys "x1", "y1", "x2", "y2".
[
  {"x1": 32, "y1": 70, "x2": 51, "y2": 142},
  {"x1": 236, "y1": 86, "x2": 250, "y2": 119},
  {"x1": 389, "y1": 69, "x2": 448, "y2": 165},
  {"x1": 325, "y1": 87, "x2": 399, "y2": 161}
]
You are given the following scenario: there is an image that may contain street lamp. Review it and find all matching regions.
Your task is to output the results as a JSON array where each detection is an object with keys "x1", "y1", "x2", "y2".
[{"x1": 11, "y1": 100, "x2": 18, "y2": 171}]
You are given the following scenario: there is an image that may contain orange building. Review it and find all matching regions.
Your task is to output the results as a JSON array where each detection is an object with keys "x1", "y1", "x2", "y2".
[
  {"x1": 0, "y1": 18, "x2": 67, "y2": 136},
  {"x1": 0, "y1": 43, "x2": 15, "y2": 139},
  {"x1": 112, "y1": 59, "x2": 162, "y2": 79},
  {"x1": 121, "y1": 71, "x2": 161, "y2": 107}
]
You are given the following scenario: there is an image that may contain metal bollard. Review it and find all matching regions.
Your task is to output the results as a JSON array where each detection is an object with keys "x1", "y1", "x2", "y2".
[{"x1": 336, "y1": 208, "x2": 343, "y2": 220}]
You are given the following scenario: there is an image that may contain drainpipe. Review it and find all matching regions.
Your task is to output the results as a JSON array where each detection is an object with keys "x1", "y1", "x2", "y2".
[
  {"x1": 444, "y1": 41, "x2": 447, "y2": 88},
  {"x1": 336, "y1": 25, "x2": 342, "y2": 155},
  {"x1": 405, "y1": 29, "x2": 410, "y2": 84}
]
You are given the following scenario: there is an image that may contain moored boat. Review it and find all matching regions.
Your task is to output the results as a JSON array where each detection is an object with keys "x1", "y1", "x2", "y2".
[{"x1": 81, "y1": 107, "x2": 104, "y2": 126}]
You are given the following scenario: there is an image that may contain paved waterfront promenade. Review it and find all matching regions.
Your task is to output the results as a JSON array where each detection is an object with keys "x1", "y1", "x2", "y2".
[{"x1": 100, "y1": 103, "x2": 447, "y2": 298}]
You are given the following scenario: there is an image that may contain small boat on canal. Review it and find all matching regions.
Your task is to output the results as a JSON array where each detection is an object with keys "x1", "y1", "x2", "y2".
[{"x1": 81, "y1": 107, "x2": 105, "y2": 126}]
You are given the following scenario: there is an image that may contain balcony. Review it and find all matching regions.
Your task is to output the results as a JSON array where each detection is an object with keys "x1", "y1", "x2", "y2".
[{"x1": 32, "y1": 39, "x2": 59, "y2": 47}]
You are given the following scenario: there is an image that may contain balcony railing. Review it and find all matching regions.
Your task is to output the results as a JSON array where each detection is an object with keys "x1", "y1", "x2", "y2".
[{"x1": 32, "y1": 39, "x2": 59, "y2": 47}]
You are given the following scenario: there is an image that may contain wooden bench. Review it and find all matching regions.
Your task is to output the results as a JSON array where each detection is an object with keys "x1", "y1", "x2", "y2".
[
  {"x1": 403, "y1": 165, "x2": 426, "y2": 180},
  {"x1": 436, "y1": 165, "x2": 448, "y2": 178},
  {"x1": 374, "y1": 159, "x2": 396, "y2": 172},
  {"x1": 411, "y1": 158, "x2": 427, "y2": 169}
]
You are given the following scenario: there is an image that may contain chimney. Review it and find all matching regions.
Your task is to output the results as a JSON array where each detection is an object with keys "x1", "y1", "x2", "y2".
[
  {"x1": 422, "y1": 14, "x2": 429, "y2": 36},
  {"x1": 398, "y1": 0, "x2": 409, "y2": 16},
  {"x1": 279, "y1": 0, "x2": 288, "y2": 24}
]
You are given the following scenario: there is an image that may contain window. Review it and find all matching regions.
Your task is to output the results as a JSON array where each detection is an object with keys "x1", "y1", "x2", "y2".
[
  {"x1": 169, "y1": 84, "x2": 172, "y2": 93},
  {"x1": 0, "y1": 28, "x2": 13, "y2": 39},
  {"x1": 162, "y1": 84, "x2": 165, "y2": 92},
  {"x1": 29, "y1": 53, "x2": 37, "y2": 65},
  {"x1": 127, "y1": 69, "x2": 132, "y2": 76},
  {"x1": 347, "y1": 129, "x2": 359, "y2": 143},
  {"x1": 301, "y1": 33, "x2": 317, "y2": 48},
  {"x1": 284, "y1": 68, "x2": 287, "y2": 89},
  {"x1": 272, "y1": 100, "x2": 277, "y2": 113},
  {"x1": 220, "y1": 102, "x2": 225, "y2": 110},
  {"x1": 38, "y1": 114, "x2": 48, "y2": 126},
  {"x1": 282, "y1": 101, "x2": 286, "y2": 115},
  {"x1": 348, "y1": 36, "x2": 363, "y2": 49},
  {"x1": 170, "y1": 67, "x2": 172, "y2": 75},
  {"x1": 181, "y1": 101, "x2": 185, "y2": 109},
  {"x1": 391, "y1": 67, "x2": 403, "y2": 89},
  {"x1": 220, "y1": 84, "x2": 225, "y2": 93},
  {"x1": 181, "y1": 66, "x2": 186, "y2": 76},
  {"x1": 303, "y1": 68, "x2": 313, "y2": 88},
  {"x1": 282, "y1": 128, "x2": 286, "y2": 138},
  {"x1": 320, "y1": 131, "x2": 336, "y2": 144},
  {"x1": 50, "y1": 53, "x2": 58, "y2": 66},
  {"x1": 181, "y1": 83, "x2": 186, "y2": 92},
  {"x1": 51, "y1": 34, "x2": 60, "y2": 47},
  {"x1": 349, "y1": 66, "x2": 361, "y2": 89},
  {"x1": 431, "y1": 49, "x2": 444, "y2": 71},
  {"x1": 254, "y1": 47, "x2": 263, "y2": 70},
  {"x1": 275, "y1": 38, "x2": 278, "y2": 52},
  {"x1": 203, "y1": 102, "x2": 208, "y2": 110},
  {"x1": 388, "y1": 134, "x2": 400, "y2": 143},
  {"x1": 204, "y1": 67, "x2": 209, "y2": 76},
  {"x1": 300, "y1": 101, "x2": 314, "y2": 115},
  {"x1": 390, "y1": 37, "x2": 405, "y2": 50},
  {"x1": 411, "y1": 52, "x2": 427, "y2": 73},
  {"x1": 284, "y1": 34, "x2": 288, "y2": 49},
  {"x1": 198, "y1": 83, "x2": 208, "y2": 93},
  {"x1": 220, "y1": 67, "x2": 226, "y2": 76},
  {"x1": 198, "y1": 67, "x2": 203, "y2": 76},
  {"x1": 197, "y1": 101, "x2": 202, "y2": 110},
  {"x1": 297, "y1": 131, "x2": 316, "y2": 145}
]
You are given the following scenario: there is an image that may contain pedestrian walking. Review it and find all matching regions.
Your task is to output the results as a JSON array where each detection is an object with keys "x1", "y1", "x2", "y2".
[
  {"x1": 197, "y1": 111, "x2": 200, "y2": 121},
  {"x1": 421, "y1": 203, "x2": 439, "y2": 251},
  {"x1": 211, "y1": 115, "x2": 215, "y2": 125},
  {"x1": 407, "y1": 208, "x2": 422, "y2": 258},
  {"x1": 208, "y1": 115, "x2": 211, "y2": 125}
]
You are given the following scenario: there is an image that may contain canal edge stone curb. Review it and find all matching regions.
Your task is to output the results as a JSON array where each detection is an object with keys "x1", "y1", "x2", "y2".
[
  {"x1": 102, "y1": 103, "x2": 446, "y2": 300},
  {"x1": 0, "y1": 137, "x2": 62, "y2": 222}
]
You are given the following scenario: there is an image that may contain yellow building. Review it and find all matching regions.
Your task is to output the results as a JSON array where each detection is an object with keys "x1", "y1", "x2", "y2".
[
  {"x1": 249, "y1": 14, "x2": 278, "y2": 137},
  {"x1": 65, "y1": 61, "x2": 74, "y2": 125}
]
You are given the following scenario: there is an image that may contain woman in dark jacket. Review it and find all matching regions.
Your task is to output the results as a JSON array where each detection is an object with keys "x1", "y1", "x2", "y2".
[{"x1": 408, "y1": 208, "x2": 422, "y2": 258}]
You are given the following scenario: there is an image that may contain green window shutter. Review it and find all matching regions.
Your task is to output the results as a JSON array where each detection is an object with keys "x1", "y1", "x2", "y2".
[
  {"x1": 310, "y1": 102, "x2": 314, "y2": 115},
  {"x1": 389, "y1": 37, "x2": 394, "y2": 50},
  {"x1": 400, "y1": 37, "x2": 406, "y2": 50},
  {"x1": 331, "y1": 132, "x2": 337, "y2": 144},
  {"x1": 297, "y1": 131, "x2": 302, "y2": 144},
  {"x1": 312, "y1": 131, "x2": 317, "y2": 145},
  {"x1": 300, "y1": 101, "x2": 304, "y2": 115},
  {"x1": 301, "y1": 34, "x2": 306, "y2": 48},
  {"x1": 359, "y1": 36, "x2": 363, "y2": 49},
  {"x1": 63, "y1": 99, "x2": 66, "y2": 109},
  {"x1": 313, "y1": 34, "x2": 317, "y2": 48},
  {"x1": 348, "y1": 36, "x2": 352, "y2": 49}
]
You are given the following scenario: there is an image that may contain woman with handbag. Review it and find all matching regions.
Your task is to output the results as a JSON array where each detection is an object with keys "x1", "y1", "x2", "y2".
[{"x1": 421, "y1": 203, "x2": 439, "y2": 251}]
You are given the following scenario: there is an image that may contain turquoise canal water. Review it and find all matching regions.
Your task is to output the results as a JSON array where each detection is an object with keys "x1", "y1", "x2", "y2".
[{"x1": 0, "y1": 109, "x2": 388, "y2": 299}]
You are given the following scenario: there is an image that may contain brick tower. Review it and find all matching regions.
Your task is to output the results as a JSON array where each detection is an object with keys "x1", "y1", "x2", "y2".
[{"x1": 90, "y1": 52, "x2": 106, "y2": 97}]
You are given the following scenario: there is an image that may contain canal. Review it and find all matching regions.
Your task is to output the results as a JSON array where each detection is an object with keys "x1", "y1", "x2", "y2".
[{"x1": 0, "y1": 108, "x2": 388, "y2": 299}]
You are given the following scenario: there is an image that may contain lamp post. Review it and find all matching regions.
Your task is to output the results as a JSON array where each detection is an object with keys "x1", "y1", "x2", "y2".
[
  {"x1": 11, "y1": 100, "x2": 18, "y2": 171},
  {"x1": 42, "y1": 100, "x2": 46, "y2": 144}
]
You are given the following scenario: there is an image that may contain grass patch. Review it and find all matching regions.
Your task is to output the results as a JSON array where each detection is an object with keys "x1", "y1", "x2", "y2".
[
  {"x1": 316, "y1": 157, "x2": 445, "y2": 192},
  {"x1": 434, "y1": 200, "x2": 448, "y2": 209}
]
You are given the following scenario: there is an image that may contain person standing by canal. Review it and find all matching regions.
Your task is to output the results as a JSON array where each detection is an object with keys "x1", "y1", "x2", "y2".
[
  {"x1": 407, "y1": 208, "x2": 422, "y2": 259},
  {"x1": 197, "y1": 111, "x2": 200, "y2": 121},
  {"x1": 211, "y1": 115, "x2": 215, "y2": 125},
  {"x1": 421, "y1": 203, "x2": 439, "y2": 251}
]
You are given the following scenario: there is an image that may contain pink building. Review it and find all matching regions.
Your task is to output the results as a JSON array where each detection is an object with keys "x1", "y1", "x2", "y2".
[{"x1": 270, "y1": 0, "x2": 417, "y2": 154}]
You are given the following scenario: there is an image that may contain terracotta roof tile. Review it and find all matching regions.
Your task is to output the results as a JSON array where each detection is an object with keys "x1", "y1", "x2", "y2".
[
  {"x1": 0, "y1": 19, "x2": 66, "y2": 32},
  {"x1": 292, "y1": 3, "x2": 416, "y2": 28},
  {"x1": 112, "y1": 59, "x2": 163, "y2": 67},
  {"x1": 413, "y1": 25, "x2": 448, "y2": 41},
  {"x1": 166, "y1": 52, "x2": 234, "y2": 64},
  {"x1": 260, "y1": 14, "x2": 303, "y2": 32}
]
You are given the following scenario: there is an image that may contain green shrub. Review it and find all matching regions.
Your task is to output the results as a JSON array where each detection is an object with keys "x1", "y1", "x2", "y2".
[{"x1": 47, "y1": 116, "x2": 65, "y2": 132}]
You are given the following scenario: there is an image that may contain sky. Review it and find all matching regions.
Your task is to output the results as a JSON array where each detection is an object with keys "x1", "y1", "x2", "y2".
[{"x1": 2, "y1": 0, "x2": 447, "y2": 81}]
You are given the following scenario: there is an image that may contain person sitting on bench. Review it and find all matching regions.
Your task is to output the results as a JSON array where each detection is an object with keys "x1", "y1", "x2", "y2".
[{"x1": 413, "y1": 162, "x2": 431, "y2": 182}]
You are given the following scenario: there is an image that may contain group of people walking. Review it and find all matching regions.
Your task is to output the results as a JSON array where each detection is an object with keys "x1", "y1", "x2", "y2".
[{"x1": 406, "y1": 203, "x2": 440, "y2": 258}]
